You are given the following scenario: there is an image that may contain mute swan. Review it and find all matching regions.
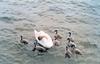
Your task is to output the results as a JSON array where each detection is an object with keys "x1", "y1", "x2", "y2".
[{"x1": 34, "y1": 30, "x2": 53, "y2": 48}]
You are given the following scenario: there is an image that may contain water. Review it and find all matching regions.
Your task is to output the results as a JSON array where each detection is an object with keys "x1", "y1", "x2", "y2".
[{"x1": 0, "y1": 0, "x2": 100, "y2": 64}]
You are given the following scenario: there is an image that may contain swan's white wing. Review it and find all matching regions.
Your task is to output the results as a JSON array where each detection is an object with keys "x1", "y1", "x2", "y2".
[{"x1": 38, "y1": 38, "x2": 53, "y2": 48}]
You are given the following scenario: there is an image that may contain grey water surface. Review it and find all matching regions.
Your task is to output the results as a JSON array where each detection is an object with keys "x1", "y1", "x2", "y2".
[{"x1": 0, "y1": 0, "x2": 100, "y2": 64}]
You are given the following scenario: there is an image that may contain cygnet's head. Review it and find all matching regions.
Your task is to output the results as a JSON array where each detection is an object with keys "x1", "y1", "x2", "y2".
[
  {"x1": 54, "y1": 30, "x2": 58, "y2": 34},
  {"x1": 71, "y1": 45, "x2": 76, "y2": 49},
  {"x1": 66, "y1": 46, "x2": 68, "y2": 50},
  {"x1": 68, "y1": 32, "x2": 71, "y2": 37}
]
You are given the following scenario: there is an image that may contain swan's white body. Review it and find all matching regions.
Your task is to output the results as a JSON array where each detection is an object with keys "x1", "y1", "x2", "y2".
[{"x1": 34, "y1": 30, "x2": 53, "y2": 48}]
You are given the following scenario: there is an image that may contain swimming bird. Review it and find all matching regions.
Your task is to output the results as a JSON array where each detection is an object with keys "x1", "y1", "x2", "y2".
[
  {"x1": 54, "y1": 30, "x2": 62, "y2": 40},
  {"x1": 67, "y1": 32, "x2": 76, "y2": 48},
  {"x1": 74, "y1": 48, "x2": 82, "y2": 55},
  {"x1": 71, "y1": 45, "x2": 82, "y2": 55},
  {"x1": 34, "y1": 30, "x2": 53, "y2": 49},
  {"x1": 65, "y1": 46, "x2": 72, "y2": 58},
  {"x1": 20, "y1": 35, "x2": 28, "y2": 44},
  {"x1": 53, "y1": 30, "x2": 62, "y2": 46},
  {"x1": 67, "y1": 32, "x2": 74, "y2": 42},
  {"x1": 66, "y1": 32, "x2": 82, "y2": 56}
]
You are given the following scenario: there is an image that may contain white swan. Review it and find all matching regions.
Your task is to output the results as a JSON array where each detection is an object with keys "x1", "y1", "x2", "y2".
[{"x1": 34, "y1": 30, "x2": 53, "y2": 48}]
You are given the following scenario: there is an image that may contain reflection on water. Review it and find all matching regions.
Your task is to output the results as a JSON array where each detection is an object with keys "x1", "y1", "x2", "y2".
[{"x1": 0, "y1": 0, "x2": 100, "y2": 64}]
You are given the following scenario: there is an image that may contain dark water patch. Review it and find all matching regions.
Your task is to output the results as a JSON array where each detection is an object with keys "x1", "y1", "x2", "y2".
[
  {"x1": 92, "y1": 33, "x2": 100, "y2": 38},
  {"x1": 11, "y1": 43, "x2": 56, "y2": 61},
  {"x1": 74, "y1": 17, "x2": 98, "y2": 25},
  {"x1": 15, "y1": 28, "x2": 34, "y2": 31},
  {"x1": 46, "y1": 0, "x2": 55, "y2": 4},
  {"x1": 8, "y1": 1, "x2": 20, "y2": 6},
  {"x1": 23, "y1": 18, "x2": 36, "y2": 22},
  {"x1": 65, "y1": 16, "x2": 80, "y2": 23},
  {"x1": 65, "y1": 18, "x2": 78, "y2": 23},
  {"x1": 0, "y1": 28, "x2": 17, "y2": 34},
  {"x1": 36, "y1": 11, "x2": 49, "y2": 17},
  {"x1": 12, "y1": 17, "x2": 34, "y2": 22},
  {"x1": 0, "y1": 0, "x2": 3, "y2": 2},
  {"x1": 85, "y1": 8, "x2": 99, "y2": 16},
  {"x1": 0, "y1": 40, "x2": 13, "y2": 51},
  {"x1": 7, "y1": 1, "x2": 28, "y2": 6},
  {"x1": 50, "y1": 26, "x2": 71, "y2": 31},
  {"x1": 77, "y1": 1, "x2": 92, "y2": 8},
  {"x1": 0, "y1": 53, "x2": 15, "y2": 62},
  {"x1": 8, "y1": 44, "x2": 33, "y2": 60},
  {"x1": 70, "y1": 1, "x2": 78, "y2": 5},
  {"x1": 60, "y1": 27, "x2": 71, "y2": 31},
  {"x1": 68, "y1": 20, "x2": 77, "y2": 23},
  {"x1": 48, "y1": 6, "x2": 64, "y2": 14},
  {"x1": 0, "y1": 16, "x2": 20, "y2": 23},
  {"x1": 9, "y1": 44, "x2": 24, "y2": 53},
  {"x1": 89, "y1": 43, "x2": 98, "y2": 48},
  {"x1": 23, "y1": 23, "x2": 36, "y2": 28},
  {"x1": 77, "y1": 3, "x2": 100, "y2": 17},
  {"x1": 24, "y1": 0, "x2": 45, "y2": 8},
  {"x1": 0, "y1": 16, "x2": 34, "y2": 23},
  {"x1": 0, "y1": 17, "x2": 13, "y2": 23},
  {"x1": 78, "y1": 20, "x2": 88, "y2": 24},
  {"x1": 66, "y1": 13, "x2": 99, "y2": 25},
  {"x1": 0, "y1": 39, "x2": 9, "y2": 46},
  {"x1": 26, "y1": 0, "x2": 44, "y2": 4},
  {"x1": 69, "y1": 1, "x2": 100, "y2": 17},
  {"x1": 48, "y1": 0, "x2": 67, "y2": 4},
  {"x1": 80, "y1": 41, "x2": 97, "y2": 49}
]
